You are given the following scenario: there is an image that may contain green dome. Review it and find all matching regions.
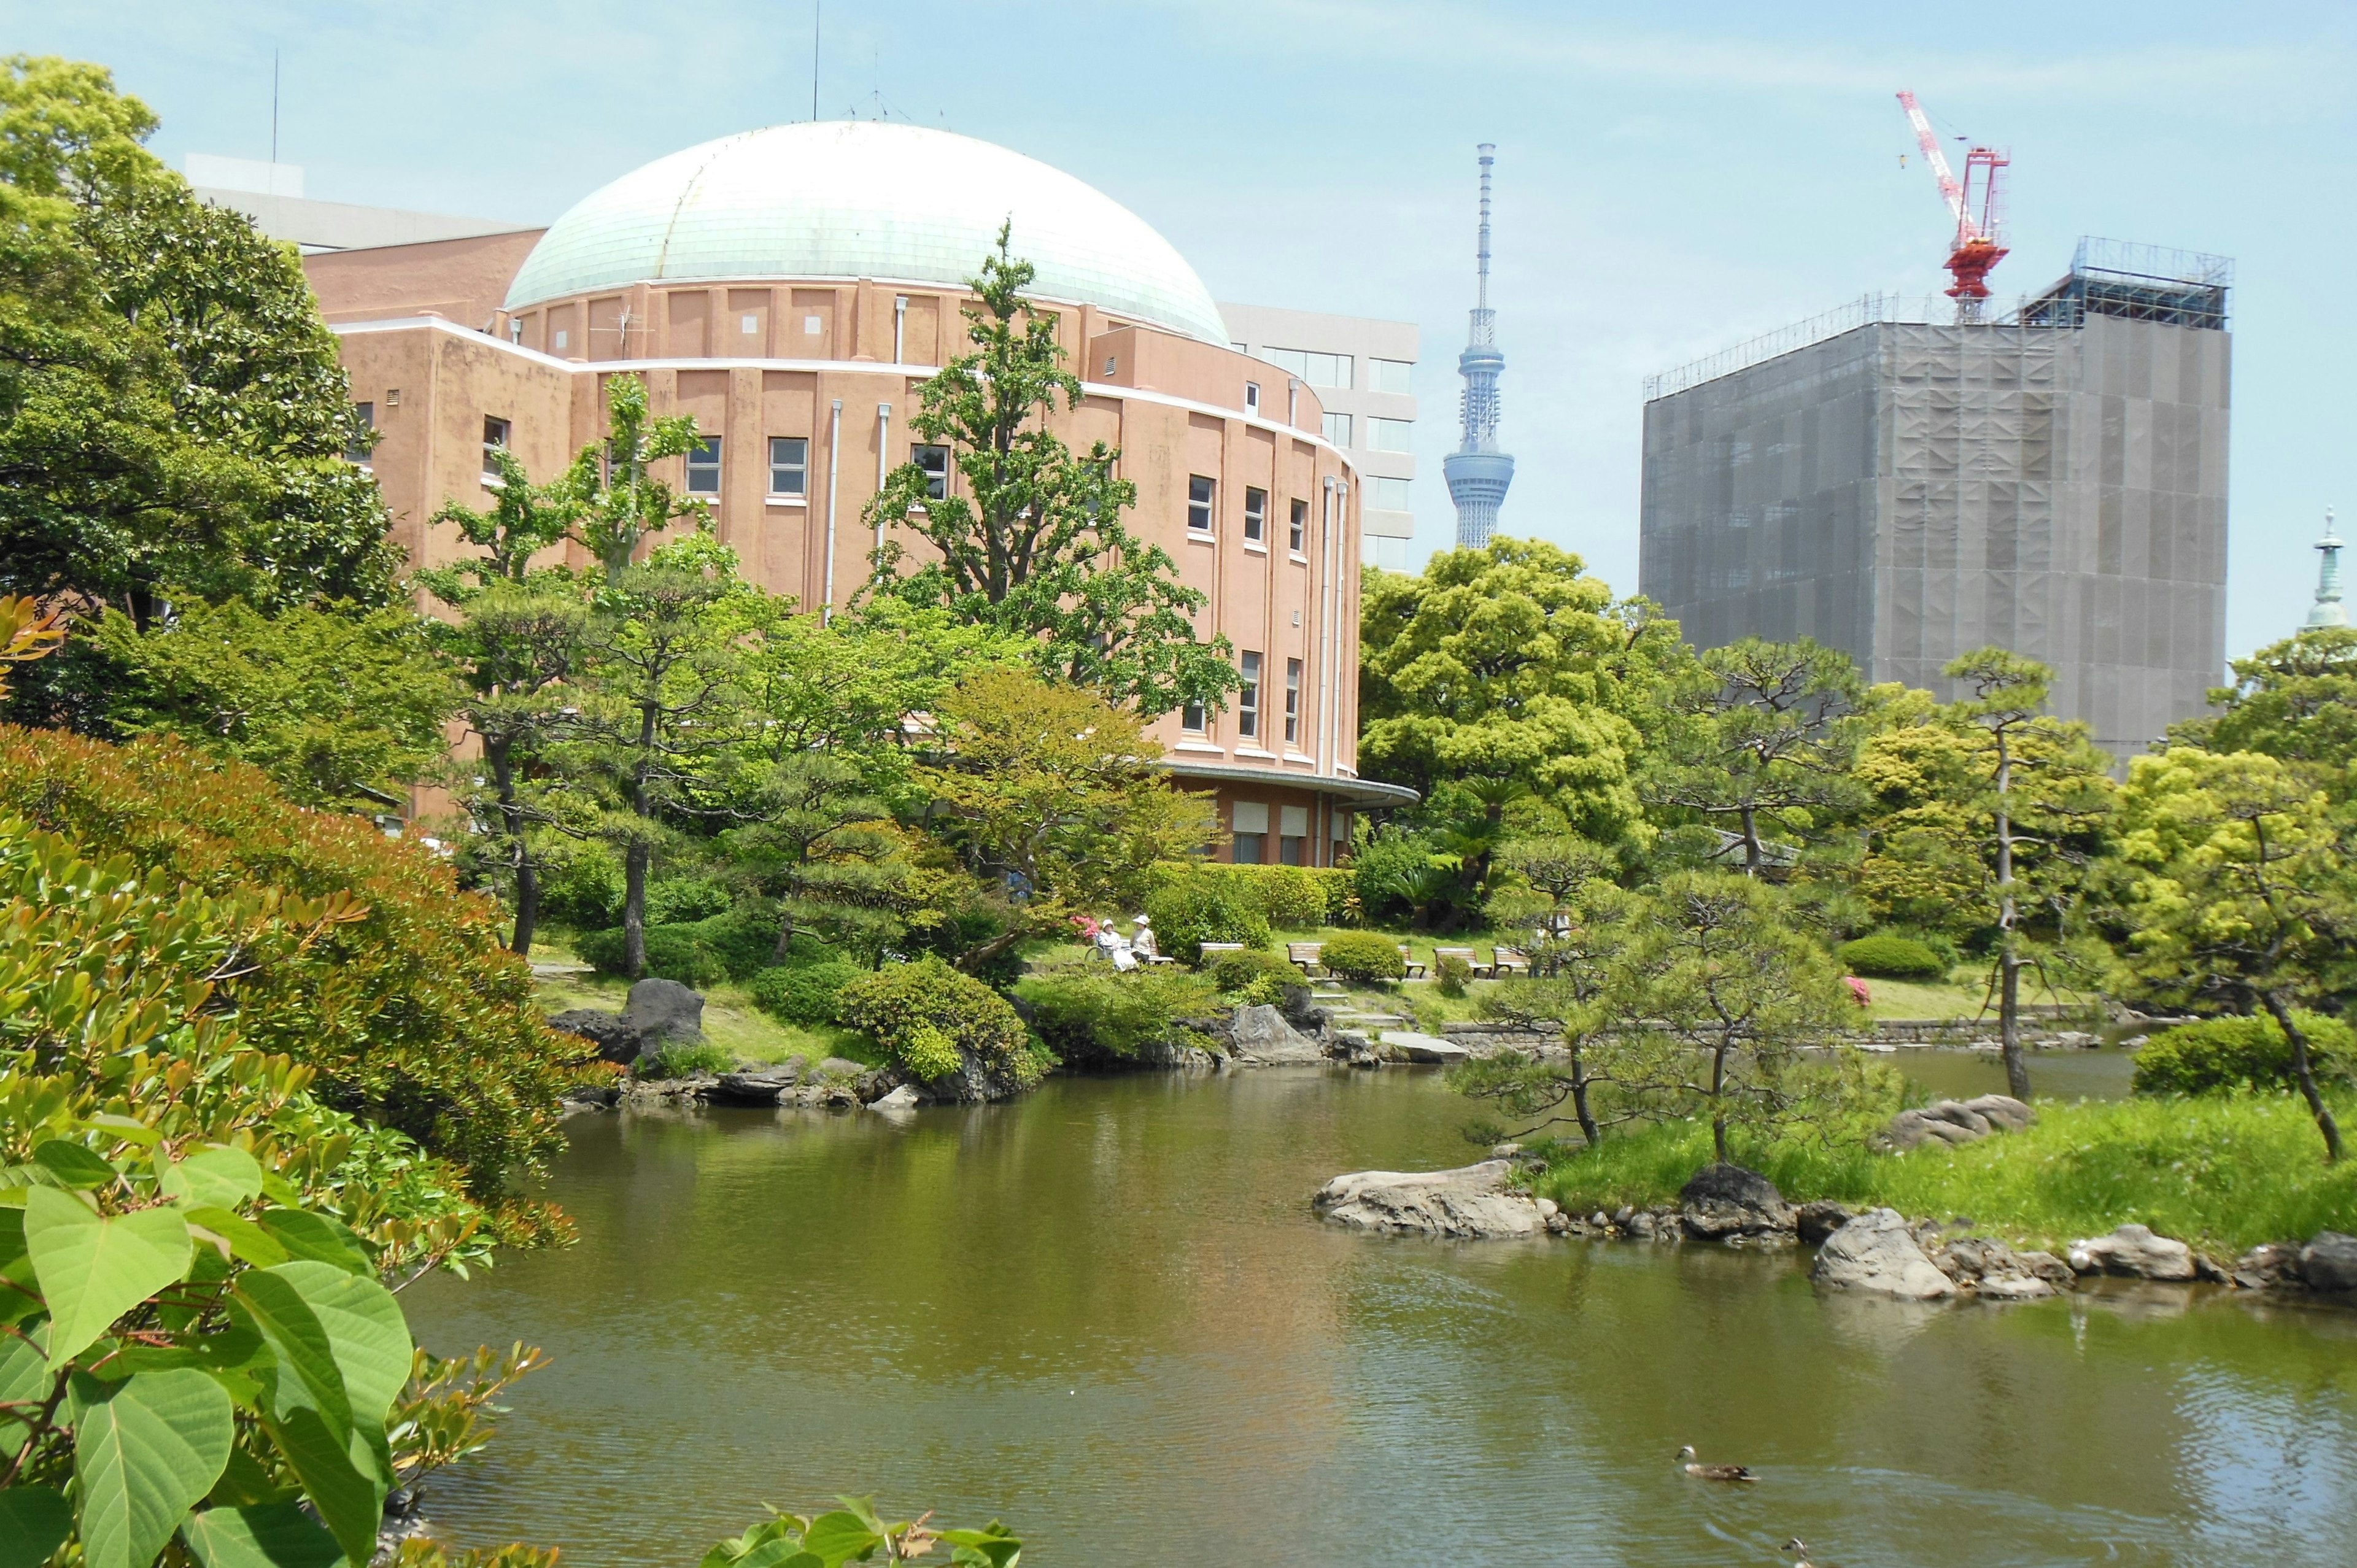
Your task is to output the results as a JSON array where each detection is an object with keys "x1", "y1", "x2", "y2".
[{"x1": 505, "y1": 121, "x2": 1228, "y2": 347}]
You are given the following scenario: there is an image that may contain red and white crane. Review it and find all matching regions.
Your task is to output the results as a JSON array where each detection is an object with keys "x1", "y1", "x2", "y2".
[{"x1": 1895, "y1": 90, "x2": 2010, "y2": 319}]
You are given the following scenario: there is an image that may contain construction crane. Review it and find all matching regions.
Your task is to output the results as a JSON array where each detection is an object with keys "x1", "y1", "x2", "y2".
[{"x1": 1895, "y1": 90, "x2": 2010, "y2": 321}]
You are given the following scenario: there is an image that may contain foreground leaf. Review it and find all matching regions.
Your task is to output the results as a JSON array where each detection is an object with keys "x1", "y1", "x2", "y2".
[
  {"x1": 180, "y1": 1501, "x2": 347, "y2": 1568},
  {"x1": 26, "y1": 1188, "x2": 194, "y2": 1367},
  {"x1": 70, "y1": 1368, "x2": 235, "y2": 1568},
  {"x1": 258, "y1": 1404, "x2": 384, "y2": 1568},
  {"x1": 33, "y1": 1140, "x2": 121, "y2": 1190},
  {"x1": 255, "y1": 1210, "x2": 371, "y2": 1276},
  {"x1": 0, "y1": 1487, "x2": 73, "y2": 1568},
  {"x1": 161, "y1": 1147, "x2": 266, "y2": 1211},
  {"x1": 267, "y1": 1261, "x2": 411, "y2": 1430}
]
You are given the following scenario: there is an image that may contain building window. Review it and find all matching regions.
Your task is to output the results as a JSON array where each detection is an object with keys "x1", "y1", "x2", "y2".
[
  {"x1": 768, "y1": 436, "x2": 808, "y2": 496},
  {"x1": 686, "y1": 436, "x2": 722, "y2": 495},
  {"x1": 1289, "y1": 498, "x2": 1308, "y2": 553},
  {"x1": 1263, "y1": 349, "x2": 1351, "y2": 389},
  {"x1": 481, "y1": 415, "x2": 510, "y2": 481},
  {"x1": 1371, "y1": 358, "x2": 1414, "y2": 395},
  {"x1": 1244, "y1": 487, "x2": 1267, "y2": 543},
  {"x1": 1279, "y1": 805, "x2": 1309, "y2": 867},
  {"x1": 1284, "y1": 658, "x2": 1301, "y2": 744},
  {"x1": 741, "y1": 313, "x2": 760, "y2": 336},
  {"x1": 1237, "y1": 652, "x2": 1261, "y2": 738},
  {"x1": 553, "y1": 328, "x2": 569, "y2": 350},
  {"x1": 913, "y1": 443, "x2": 951, "y2": 501},
  {"x1": 1368, "y1": 417, "x2": 1413, "y2": 453},
  {"x1": 345, "y1": 402, "x2": 374, "y2": 465},
  {"x1": 508, "y1": 320, "x2": 522, "y2": 344},
  {"x1": 1188, "y1": 474, "x2": 1215, "y2": 531},
  {"x1": 1371, "y1": 476, "x2": 1412, "y2": 511},
  {"x1": 1322, "y1": 412, "x2": 1352, "y2": 447},
  {"x1": 1244, "y1": 380, "x2": 1261, "y2": 414},
  {"x1": 1182, "y1": 699, "x2": 1206, "y2": 733},
  {"x1": 1233, "y1": 801, "x2": 1269, "y2": 865}
]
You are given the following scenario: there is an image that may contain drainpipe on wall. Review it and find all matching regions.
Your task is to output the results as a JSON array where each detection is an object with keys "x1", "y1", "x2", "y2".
[
  {"x1": 1288, "y1": 377, "x2": 1301, "y2": 428},
  {"x1": 1317, "y1": 476, "x2": 1337, "y2": 780},
  {"x1": 893, "y1": 295, "x2": 908, "y2": 363},
  {"x1": 873, "y1": 402, "x2": 891, "y2": 566},
  {"x1": 823, "y1": 398, "x2": 843, "y2": 625}
]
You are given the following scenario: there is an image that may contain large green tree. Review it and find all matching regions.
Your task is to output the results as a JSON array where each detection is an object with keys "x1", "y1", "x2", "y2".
[
  {"x1": 864, "y1": 229, "x2": 1237, "y2": 717},
  {"x1": 0, "y1": 57, "x2": 392, "y2": 636},
  {"x1": 2170, "y1": 625, "x2": 2357, "y2": 797}
]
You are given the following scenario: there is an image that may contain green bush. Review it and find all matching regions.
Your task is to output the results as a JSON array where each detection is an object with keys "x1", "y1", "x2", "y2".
[
  {"x1": 536, "y1": 837, "x2": 624, "y2": 928},
  {"x1": 749, "y1": 959, "x2": 867, "y2": 1024},
  {"x1": 1147, "y1": 862, "x2": 1356, "y2": 931},
  {"x1": 1436, "y1": 952, "x2": 1474, "y2": 998},
  {"x1": 647, "y1": 876, "x2": 732, "y2": 925},
  {"x1": 0, "y1": 725, "x2": 582, "y2": 1211},
  {"x1": 1016, "y1": 968, "x2": 1220, "y2": 1064},
  {"x1": 638, "y1": 1040, "x2": 733, "y2": 1078},
  {"x1": 1837, "y1": 932, "x2": 1949, "y2": 981},
  {"x1": 835, "y1": 956, "x2": 1044, "y2": 1092},
  {"x1": 577, "y1": 906, "x2": 781, "y2": 985},
  {"x1": 1207, "y1": 948, "x2": 1308, "y2": 995},
  {"x1": 2133, "y1": 1012, "x2": 2357, "y2": 1097},
  {"x1": 1145, "y1": 875, "x2": 1271, "y2": 963},
  {"x1": 1323, "y1": 929, "x2": 1407, "y2": 983}
]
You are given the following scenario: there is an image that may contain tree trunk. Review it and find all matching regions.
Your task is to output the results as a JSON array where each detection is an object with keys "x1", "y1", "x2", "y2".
[
  {"x1": 1566, "y1": 1038, "x2": 1602, "y2": 1149},
  {"x1": 623, "y1": 838, "x2": 649, "y2": 979},
  {"x1": 1739, "y1": 804, "x2": 1762, "y2": 876},
  {"x1": 2260, "y1": 988, "x2": 2343, "y2": 1162},
  {"x1": 1998, "y1": 944, "x2": 2029, "y2": 1101},
  {"x1": 486, "y1": 736, "x2": 536, "y2": 957},
  {"x1": 1710, "y1": 1037, "x2": 1730, "y2": 1164}
]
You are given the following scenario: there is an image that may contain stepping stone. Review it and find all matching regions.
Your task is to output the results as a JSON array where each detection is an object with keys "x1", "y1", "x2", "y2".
[{"x1": 1384, "y1": 1031, "x2": 1470, "y2": 1065}]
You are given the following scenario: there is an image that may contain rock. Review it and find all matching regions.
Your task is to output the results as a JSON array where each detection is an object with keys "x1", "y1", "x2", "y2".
[
  {"x1": 2016, "y1": 1250, "x2": 2076, "y2": 1286},
  {"x1": 622, "y1": 979, "x2": 705, "y2": 1048},
  {"x1": 1879, "y1": 1095, "x2": 2033, "y2": 1152},
  {"x1": 1313, "y1": 1160, "x2": 1547, "y2": 1239},
  {"x1": 817, "y1": 1056, "x2": 867, "y2": 1077},
  {"x1": 1385, "y1": 1030, "x2": 1470, "y2": 1065},
  {"x1": 2048, "y1": 1030, "x2": 2099, "y2": 1049},
  {"x1": 709, "y1": 1065, "x2": 799, "y2": 1105},
  {"x1": 1229, "y1": 1004, "x2": 1328, "y2": 1065},
  {"x1": 1932, "y1": 1235, "x2": 2057, "y2": 1300},
  {"x1": 2301, "y1": 1231, "x2": 2357, "y2": 1292},
  {"x1": 1625, "y1": 1211, "x2": 1658, "y2": 1239},
  {"x1": 1811, "y1": 1208, "x2": 1958, "y2": 1299},
  {"x1": 547, "y1": 1008, "x2": 645, "y2": 1065},
  {"x1": 867, "y1": 1083, "x2": 921, "y2": 1111},
  {"x1": 1490, "y1": 1141, "x2": 1524, "y2": 1160},
  {"x1": 2066, "y1": 1223, "x2": 2196, "y2": 1281},
  {"x1": 1678, "y1": 1164, "x2": 1794, "y2": 1239},
  {"x1": 1795, "y1": 1200, "x2": 1855, "y2": 1248},
  {"x1": 2233, "y1": 1242, "x2": 2304, "y2": 1290}
]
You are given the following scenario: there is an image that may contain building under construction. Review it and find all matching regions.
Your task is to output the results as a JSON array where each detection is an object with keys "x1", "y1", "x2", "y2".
[{"x1": 1638, "y1": 238, "x2": 2232, "y2": 763}]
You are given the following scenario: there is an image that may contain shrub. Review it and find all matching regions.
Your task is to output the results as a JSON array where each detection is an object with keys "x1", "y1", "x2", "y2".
[
  {"x1": 576, "y1": 906, "x2": 781, "y2": 985},
  {"x1": 1147, "y1": 862, "x2": 1356, "y2": 932},
  {"x1": 1016, "y1": 968, "x2": 1221, "y2": 1064},
  {"x1": 1323, "y1": 929, "x2": 1407, "y2": 983},
  {"x1": 1145, "y1": 875, "x2": 1271, "y2": 963},
  {"x1": 0, "y1": 726, "x2": 583, "y2": 1205},
  {"x1": 647, "y1": 875, "x2": 733, "y2": 925},
  {"x1": 1436, "y1": 952, "x2": 1474, "y2": 998},
  {"x1": 535, "y1": 836, "x2": 624, "y2": 927},
  {"x1": 1207, "y1": 948, "x2": 1308, "y2": 995},
  {"x1": 1837, "y1": 932, "x2": 1948, "y2": 981},
  {"x1": 835, "y1": 956, "x2": 1044, "y2": 1092},
  {"x1": 638, "y1": 1040, "x2": 734, "y2": 1079},
  {"x1": 2133, "y1": 1013, "x2": 2357, "y2": 1097},
  {"x1": 749, "y1": 959, "x2": 867, "y2": 1025}
]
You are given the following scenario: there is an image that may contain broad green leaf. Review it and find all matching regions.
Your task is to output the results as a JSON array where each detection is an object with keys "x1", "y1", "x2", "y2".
[
  {"x1": 33, "y1": 1139, "x2": 120, "y2": 1190},
  {"x1": 234, "y1": 1269, "x2": 353, "y2": 1434},
  {"x1": 69, "y1": 1367, "x2": 234, "y2": 1568},
  {"x1": 207, "y1": 1445, "x2": 298, "y2": 1508},
  {"x1": 180, "y1": 1502, "x2": 347, "y2": 1568},
  {"x1": 160, "y1": 1148, "x2": 265, "y2": 1211},
  {"x1": 798, "y1": 1512, "x2": 883, "y2": 1567},
  {"x1": 82, "y1": 1114, "x2": 163, "y2": 1149},
  {"x1": 0, "y1": 1321, "x2": 48, "y2": 1403},
  {"x1": 254, "y1": 1210, "x2": 370, "y2": 1276},
  {"x1": 258, "y1": 1404, "x2": 384, "y2": 1568},
  {"x1": 729, "y1": 1546, "x2": 822, "y2": 1568},
  {"x1": 266, "y1": 1262, "x2": 409, "y2": 1429},
  {"x1": 0, "y1": 1204, "x2": 23, "y2": 1267},
  {"x1": 26, "y1": 1187, "x2": 194, "y2": 1367},
  {"x1": 0, "y1": 1486, "x2": 73, "y2": 1568},
  {"x1": 184, "y1": 1207, "x2": 289, "y2": 1269}
]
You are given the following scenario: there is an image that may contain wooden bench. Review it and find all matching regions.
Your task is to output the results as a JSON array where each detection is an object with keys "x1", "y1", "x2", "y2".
[
  {"x1": 1490, "y1": 945, "x2": 1531, "y2": 978},
  {"x1": 1397, "y1": 944, "x2": 1427, "y2": 979},
  {"x1": 1285, "y1": 941, "x2": 1325, "y2": 976},
  {"x1": 1197, "y1": 942, "x2": 1248, "y2": 965},
  {"x1": 1431, "y1": 944, "x2": 1484, "y2": 978}
]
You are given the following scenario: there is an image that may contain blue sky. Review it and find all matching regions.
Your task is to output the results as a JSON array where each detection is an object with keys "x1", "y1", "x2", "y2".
[{"x1": 17, "y1": 0, "x2": 2355, "y2": 661}]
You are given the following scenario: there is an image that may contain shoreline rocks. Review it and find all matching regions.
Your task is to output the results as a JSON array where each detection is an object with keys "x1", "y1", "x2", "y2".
[
  {"x1": 1878, "y1": 1094, "x2": 2034, "y2": 1153},
  {"x1": 1812, "y1": 1208, "x2": 1957, "y2": 1299},
  {"x1": 1677, "y1": 1164, "x2": 1795, "y2": 1242},
  {"x1": 2067, "y1": 1223, "x2": 2196, "y2": 1281},
  {"x1": 1313, "y1": 1161, "x2": 1556, "y2": 1240}
]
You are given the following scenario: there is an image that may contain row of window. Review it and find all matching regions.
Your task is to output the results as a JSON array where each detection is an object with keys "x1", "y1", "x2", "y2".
[
  {"x1": 1181, "y1": 652, "x2": 1304, "y2": 744},
  {"x1": 1231, "y1": 801, "x2": 1336, "y2": 866},
  {"x1": 1233, "y1": 349, "x2": 1414, "y2": 396},
  {"x1": 1306, "y1": 412, "x2": 1414, "y2": 453},
  {"x1": 1186, "y1": 477, "x2": 1314, "y2": 552}
]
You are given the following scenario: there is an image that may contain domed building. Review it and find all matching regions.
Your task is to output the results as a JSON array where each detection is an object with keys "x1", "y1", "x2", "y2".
[{"x1": 309, "y1": 122, "x2": 1409, "y2": 861}]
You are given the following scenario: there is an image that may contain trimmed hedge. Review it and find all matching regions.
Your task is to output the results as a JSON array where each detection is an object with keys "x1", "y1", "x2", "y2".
[
  {"x1": 2132, "y1": 1012, "x2": 2357, "y2": 1098},
  {"x1": 1322, "y1": 929, "x2": 1406, "y2": 983},
  {"x1": 1147, "y1": 861, "x2": 1357, "y2": 930},
  {"x1": 1014, "y1": 968, "x2": 1220, "y2": 1064},
  {"x1": 1207, "y1": 948, "x2": 1308, "y2": 994},
  {"x1": 1837, "y1": 932, "x2": 1948, "y2": 981},
  {"x1": 1144, "y1": 876, "x2": 1270, "y2": 964},
  {"x1": 835, "y1": 956, "x2": 1043, "y2": 1091},
  {"x1": 748, "y1": 959, "x2": 866, "y2": 1025}
]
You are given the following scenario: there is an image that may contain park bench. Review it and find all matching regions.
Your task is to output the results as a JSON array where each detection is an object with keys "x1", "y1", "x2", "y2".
[
  {"x1": 1490, "y1": 945, "x2": 1531, "y2": 978},
  {"x1": 1431, "y1": 944, "x2": 1485, "y2": 978},
  {"x1": 1397, "y1": 945, "x2": 1428, "y2": 979},
  {"x1": 1285, "y1": 941, "x2": 1325, "y2": 976}
]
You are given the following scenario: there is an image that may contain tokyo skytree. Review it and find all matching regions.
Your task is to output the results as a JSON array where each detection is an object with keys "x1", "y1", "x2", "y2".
[{"x1": 1443, "y1": 143, "x2": 1514, "y2": 548}]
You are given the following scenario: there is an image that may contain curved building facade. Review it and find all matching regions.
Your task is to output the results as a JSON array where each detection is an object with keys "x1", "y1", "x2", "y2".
[{"x1": 312, "y1": 122, "x2": 1405, "y2": 861}]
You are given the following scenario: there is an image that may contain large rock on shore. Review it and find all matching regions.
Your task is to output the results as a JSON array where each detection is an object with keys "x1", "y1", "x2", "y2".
[
  {"x1": 624, "y1": 978, "x2": 705, "y2": 1047},
  {"x1": 1812, "y1": 1208, "x2": 1958, "y2": 1299},
  {"x1": 2067, "y1": 1223, "x2": 2196, "y2": 1281},
  {"x1": 1230, "y1": 1004, "x2": 1327, "y2": 1065},
  {"x1": 1314, "y1": 1161, "x2": 1551, "y2": 1239},
  {"x1": 1931, "y1": 1235, "x2": 2061, "y2": 1299},
  {"x1": 2301, "y1": 1231, "x2": 2357, "y2": 1292},
  {"x1": 709, "y1": 1061, "x2": 801, "y2": 1105},
  {"x1": 1879, "y1": 1095, "x2": 2034, "y2": 1153},
  {"x1": 1678, "y1": 1164, "x2": 1794, "y2": 1239},
  {"x1": 548, "y1": 1008, "x2": 643, "y2": 1065}
]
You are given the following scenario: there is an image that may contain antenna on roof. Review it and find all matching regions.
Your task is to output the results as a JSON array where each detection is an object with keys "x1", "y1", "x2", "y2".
[
  {"x1": 270, "y1": 49, "x2": 280, "y2": 163},
  {"x1": 811, "y1": 0, "x2": 821, "y2": 122}
]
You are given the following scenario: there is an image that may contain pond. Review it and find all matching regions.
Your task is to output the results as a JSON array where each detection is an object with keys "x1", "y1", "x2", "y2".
[{"x1": 403, "y1": 1067, "x2": 2357, "y2": 1567}]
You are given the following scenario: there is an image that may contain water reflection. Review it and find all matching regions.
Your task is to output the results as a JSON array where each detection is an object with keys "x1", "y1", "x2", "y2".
[{"x1": 403, "y1": 1071, "x2": 2357, "y2": 1567}]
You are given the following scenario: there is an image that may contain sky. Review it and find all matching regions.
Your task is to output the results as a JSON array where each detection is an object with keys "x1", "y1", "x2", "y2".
[{"x1": 15, "y1": 0, "x2": 2356, "y2": 662}]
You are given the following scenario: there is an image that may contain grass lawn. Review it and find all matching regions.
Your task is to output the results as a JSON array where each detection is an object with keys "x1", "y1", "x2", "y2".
[
  {"x1": 1533, "y1": 1094, "x2": 2357, "y2": 1255},
  {"x1": 534, "y1": 967, "x2": 877, "y2": 1068},
  {"x1": 1855, "y1": 971, "x2": 2099, "y2": 1023}
]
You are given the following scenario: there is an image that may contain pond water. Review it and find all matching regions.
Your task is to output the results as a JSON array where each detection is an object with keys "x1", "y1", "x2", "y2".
[{"x1": 404, "y1": 1068, "x2": 2357, "y2": 1567}]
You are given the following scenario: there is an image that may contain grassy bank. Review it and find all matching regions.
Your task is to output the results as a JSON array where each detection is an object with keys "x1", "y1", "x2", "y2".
[
  {"x1": 1535, "y1": 1093, "x2": 2357, "y2": 1256},
  {"x1": 535, "y1": 968, "x2": 877, "y2": 1068}
]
